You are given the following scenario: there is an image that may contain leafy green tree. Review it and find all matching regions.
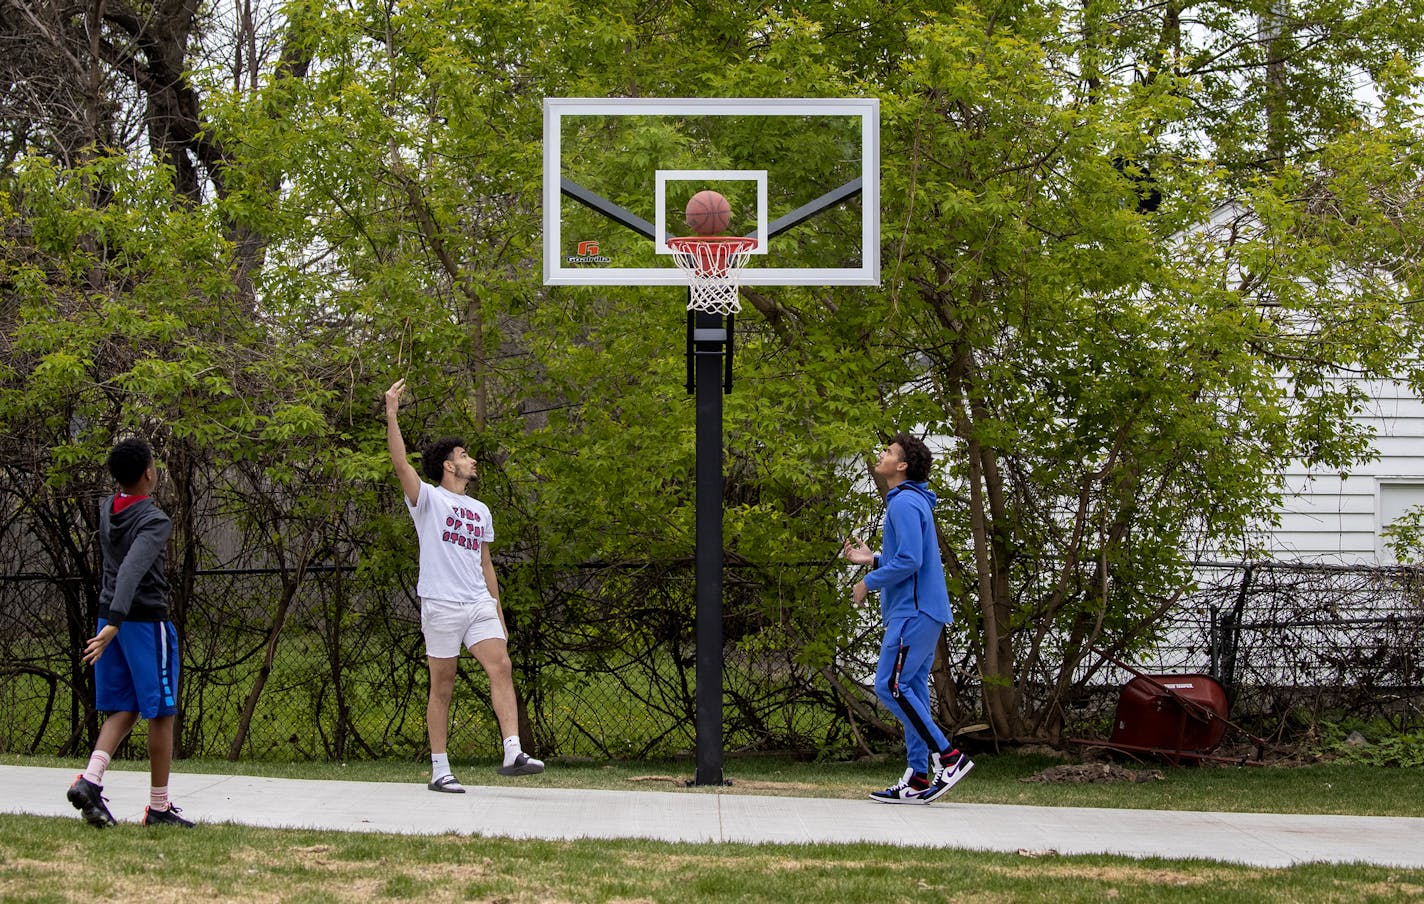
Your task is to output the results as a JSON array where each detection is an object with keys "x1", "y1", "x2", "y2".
[
  {"x1": 4, "y1": 0, "x2": 1424, "y2": 757},
  {"x1": 837, "y1": 1, "x2": 1424, "y2": 740}
]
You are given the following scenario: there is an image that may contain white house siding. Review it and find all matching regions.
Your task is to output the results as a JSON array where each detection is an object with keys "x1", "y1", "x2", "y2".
[
  {"x1": 911, "y1": 378, "x2": 1424, "y2": 566},
  {"x1": 1243, "y1": 377, "x2": 1424, "y2": 565}
]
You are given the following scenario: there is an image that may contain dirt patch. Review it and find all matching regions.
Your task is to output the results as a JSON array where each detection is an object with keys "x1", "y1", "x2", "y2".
[
  {"x1": 620, "y1": 852, "x2": 761, "y2": 873},
  {"x1": 619, "y1": 851, "x2": 890, "y2": 874},
  {"x1": 1357, "y1": 882, "x2": 1424, "y2": 897},
  {"x1": 231, "y1": 843, "x2": 360, "y2": 873},
  {"x1": 228, "y1": 843, "x2": 496, "y2": 885},
  {"x1": 985, "y1": 862, "x2": 1258, "y2": 886},
  {"x1": 1021, "y1": 763, "x2": 1164, "y2": 784},
  {"x1": 3, "y1": 873, "x2": 287, "y2": 904}
]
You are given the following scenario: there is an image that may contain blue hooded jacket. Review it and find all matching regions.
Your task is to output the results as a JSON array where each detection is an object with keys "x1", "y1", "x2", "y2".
[{"x1": 863, "y1": 481, "x2": 953, "y2": 626}]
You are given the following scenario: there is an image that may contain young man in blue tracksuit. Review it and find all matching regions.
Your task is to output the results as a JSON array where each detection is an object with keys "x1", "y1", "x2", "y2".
[{"x1": 844, "y1": 433, "x2": 974, "y2": 803}]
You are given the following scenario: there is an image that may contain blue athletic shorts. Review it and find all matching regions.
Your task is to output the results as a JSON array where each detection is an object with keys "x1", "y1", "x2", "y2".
[{"x1": 94, "y1": 618, "x2": 180, "y2": 719}]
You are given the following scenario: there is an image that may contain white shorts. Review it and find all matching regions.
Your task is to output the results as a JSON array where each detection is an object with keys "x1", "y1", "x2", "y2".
[{"x1": 420, "y1": 596, "x2": 506, "y2": 658}]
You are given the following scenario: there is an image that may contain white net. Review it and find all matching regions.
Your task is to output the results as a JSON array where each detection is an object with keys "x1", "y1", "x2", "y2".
[{"x1": 668, "y1": 237, "x2": 758, "y2": 315}]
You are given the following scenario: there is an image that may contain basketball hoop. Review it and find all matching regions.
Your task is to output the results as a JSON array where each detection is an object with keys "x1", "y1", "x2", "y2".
[{"x1": 667, "y1": 236, "x2": 758, "y2": 316}]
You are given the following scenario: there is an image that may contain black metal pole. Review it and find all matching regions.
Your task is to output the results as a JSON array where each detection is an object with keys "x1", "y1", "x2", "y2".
[{"x1": 692, "y1": 306, "x2": 725, "y2": 786}]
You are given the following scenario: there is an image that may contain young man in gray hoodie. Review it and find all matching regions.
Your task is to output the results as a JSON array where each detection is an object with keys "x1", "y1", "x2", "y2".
[
  {"x1": 66, "y1": 438, "x2": 193, "y2": 828},
  {"x1": 844, "y1": 433, "x2": 974, "y2": 803}
]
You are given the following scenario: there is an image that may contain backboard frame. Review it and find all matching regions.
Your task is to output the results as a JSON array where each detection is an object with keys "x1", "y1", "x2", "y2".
[{"x1": 543, "y1": 97, "x2": 880, "y2": 287}]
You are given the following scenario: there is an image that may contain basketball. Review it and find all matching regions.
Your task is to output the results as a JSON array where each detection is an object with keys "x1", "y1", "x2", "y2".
[{"x1": 685, "y1": 190, "x2": 732, "y2": 236}]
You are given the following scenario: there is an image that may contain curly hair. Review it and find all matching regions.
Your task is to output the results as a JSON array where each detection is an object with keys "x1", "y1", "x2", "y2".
[
  {"x1": 421, "y1": 436, "x2": 465, "y2": 483},
  {"x1": 107, "y1": 438, "x2": 153, "y2": 488},
  {"x1": 890, "y1": 432, "x2": 933, "y2": 482}
]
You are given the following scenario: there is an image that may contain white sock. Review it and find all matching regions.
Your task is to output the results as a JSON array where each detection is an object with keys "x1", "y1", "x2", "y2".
[
  {"x1": 502, "y1": 736, "x2": 522, "y2": 766},
  {"x1": 431, "y1": 752, "x2": 451, "y2": 780},
  {"x1": 150, "y1": 785, "x2": 170, "y2": 811},
  {"x1": 82, "y1": 750, "x2": 110, "y2": 785}
]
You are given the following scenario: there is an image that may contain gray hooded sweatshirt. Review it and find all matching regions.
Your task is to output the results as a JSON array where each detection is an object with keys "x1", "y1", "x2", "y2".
[{"x1": 98, "y1": 495, "x2": 172, "y2": 626}]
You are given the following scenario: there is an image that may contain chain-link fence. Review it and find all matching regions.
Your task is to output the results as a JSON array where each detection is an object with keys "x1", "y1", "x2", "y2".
[
  {"x1": 0, "y1": 560, "x2": 857, "y2": 762},
  {"x1": 2, "y1": 560, "x2": 1420, "y2": 762},
  {"x1": 1055, "y1": 562, "x2": 1424, "y2": 741},
  {"x1": 1185, "y1": 562, "x2": 1423, "y2": 735}
]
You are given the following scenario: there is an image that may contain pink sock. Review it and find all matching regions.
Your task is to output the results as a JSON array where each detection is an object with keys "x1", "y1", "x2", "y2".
[
  {"x1": 149, "y1": 785, "x2": 170, "y2": 811},
  {"x1": 82, "y1": 751, "x2": 110, "y2": 785}
]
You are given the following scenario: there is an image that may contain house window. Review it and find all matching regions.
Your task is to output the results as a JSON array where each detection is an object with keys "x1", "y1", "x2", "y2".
[{"x1": 1376, "y1": 481, "x2": 1424, "y2": 563}]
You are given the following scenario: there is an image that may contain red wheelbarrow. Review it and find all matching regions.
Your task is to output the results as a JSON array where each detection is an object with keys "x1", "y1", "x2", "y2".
[{"x1": 1072, "y1": 650, "x2": 1265, "y2": 766}]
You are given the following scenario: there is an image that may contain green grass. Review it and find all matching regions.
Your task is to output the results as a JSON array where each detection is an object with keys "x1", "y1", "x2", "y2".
[
  {"x1": 1, "y1": 812, "x2": 1421, "y2": 903},
  {"x1": 7, "y1": 750, "x2": 1423, "y2": 817},
  {"x1": 4, "y1": 754, "x2": 1423, "y2": 901}
]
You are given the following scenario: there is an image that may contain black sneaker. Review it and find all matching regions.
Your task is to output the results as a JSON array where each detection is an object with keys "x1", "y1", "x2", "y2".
[
  {"x1": 142, "y1": 804, "x2": 195, "y2": 828},
  {"x1": 497, "y1": 752, "x2": 544, "y2": 776},
  {"x1": 67, "y1": 775, "x2": 117, "y2": 828},
  {"x1": 868, "y1": 767, "x2": 931, "y2": 804},
  {"x1": 921, "y1": 749, "x2": 975, "y2": 804}
]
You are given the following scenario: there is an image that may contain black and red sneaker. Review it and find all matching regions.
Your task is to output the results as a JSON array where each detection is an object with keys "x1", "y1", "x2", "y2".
[
  {"x1": 67, "y1": 775, "x2": 117, "y2": 828},
  {"x1": 868, "y1": 767, "x2": 931, "y2": 804},
  {"x1": 142, "y1": 804, "x2": 195, "y2": 828},
  {"x1": 921, "y1": 749, "x2": 975, "y2": 803}
]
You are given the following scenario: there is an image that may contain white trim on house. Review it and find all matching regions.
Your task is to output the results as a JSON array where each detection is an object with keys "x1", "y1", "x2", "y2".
[
  {"x1": 1375, "y1": 478, "x2": 1424, "y2": 563},
  {"x1": 1245, "y1": 377, "x2": 1424, "y2": 565}
]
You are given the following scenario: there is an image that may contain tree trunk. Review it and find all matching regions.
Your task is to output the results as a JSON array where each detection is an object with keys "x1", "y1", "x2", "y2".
[{"x1": 227, "y1": 574, "x2": 301, "y2": 761}]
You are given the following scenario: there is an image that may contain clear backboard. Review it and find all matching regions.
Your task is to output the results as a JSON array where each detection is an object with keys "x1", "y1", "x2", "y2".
[{"x1": 543, "y1": 98, "x2": 879, "y2": 287}]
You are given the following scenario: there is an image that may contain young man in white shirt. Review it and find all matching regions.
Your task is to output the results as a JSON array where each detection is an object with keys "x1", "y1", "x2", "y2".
[{"x1": 385, "y1": 379, "x2": 543, "y2": 791}]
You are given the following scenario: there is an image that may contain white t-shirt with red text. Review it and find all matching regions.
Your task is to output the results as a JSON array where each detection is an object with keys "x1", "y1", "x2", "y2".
[{"x1": 407, "y1": 482, "x2": 496, "y2": 603}]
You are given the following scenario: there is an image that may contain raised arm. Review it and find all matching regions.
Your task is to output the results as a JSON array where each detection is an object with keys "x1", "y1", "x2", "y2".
[{"x1": 384, "y1": 379, "x2": 422, "y2": 507}]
